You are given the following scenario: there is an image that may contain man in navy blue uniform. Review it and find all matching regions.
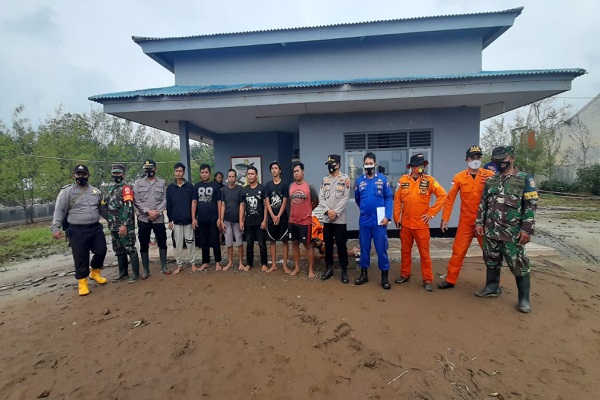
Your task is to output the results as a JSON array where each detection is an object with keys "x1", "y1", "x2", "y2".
[{"x1": 354, "y1": 152, "x2": 394, "y2": 289}]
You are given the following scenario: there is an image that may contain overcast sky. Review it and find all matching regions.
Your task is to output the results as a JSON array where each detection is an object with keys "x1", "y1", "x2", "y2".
[{"x1": 1, "y1": 0, "x2": 598, "y2": 129}]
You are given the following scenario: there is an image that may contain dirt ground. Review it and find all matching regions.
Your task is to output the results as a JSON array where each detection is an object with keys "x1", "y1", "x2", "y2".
[{"x1": 1, "y1": 211, "x2": 599, "y2": 400}]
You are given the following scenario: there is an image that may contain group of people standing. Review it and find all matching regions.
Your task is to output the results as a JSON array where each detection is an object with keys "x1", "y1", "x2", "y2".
[{"x1": 51, "y1": 144, "x2": 537, "y2": 314}]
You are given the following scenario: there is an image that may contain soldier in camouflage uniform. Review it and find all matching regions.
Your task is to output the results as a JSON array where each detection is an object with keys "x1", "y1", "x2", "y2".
[
  {"x1": 105, "y1": 163, "x2": 141, "y2": 283},
  {"x1": 474, "y1": 146, "x2": 538, "y2": 313}
]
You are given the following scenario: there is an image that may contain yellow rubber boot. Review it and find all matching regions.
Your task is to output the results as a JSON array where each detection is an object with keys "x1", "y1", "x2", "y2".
[
  {"x1": 89, "y1": 269, "x2": 107, "y2": 284},
  {"x1": 78, "y1": 278, "x2": 90, "y2": 296}
]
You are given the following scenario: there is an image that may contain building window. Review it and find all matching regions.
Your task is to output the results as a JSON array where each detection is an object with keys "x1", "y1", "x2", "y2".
[{"x1": 344, "y1": 130, "x2": 432, "y2": 190}]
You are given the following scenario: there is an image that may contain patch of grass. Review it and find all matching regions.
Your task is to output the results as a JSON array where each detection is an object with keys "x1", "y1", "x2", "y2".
[
  {"x1": 0, "y1": 224, "x2": 69, "y2": 265},
  {"x1": 538, "y1": 193, "x2": 600, "y2": 208},
  {"x1": 554, "y1": 211, "x2": 600, "y2": 221}
]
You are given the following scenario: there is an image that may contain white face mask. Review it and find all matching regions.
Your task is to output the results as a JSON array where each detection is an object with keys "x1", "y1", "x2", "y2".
[{"x1": 467, "y1": 160, "x2": 482, "y2": 170}]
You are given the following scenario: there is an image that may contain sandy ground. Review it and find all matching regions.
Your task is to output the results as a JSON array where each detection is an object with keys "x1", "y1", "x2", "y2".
[{"x1": 1, "y1": 214, "x2": 599, "y2": 400}]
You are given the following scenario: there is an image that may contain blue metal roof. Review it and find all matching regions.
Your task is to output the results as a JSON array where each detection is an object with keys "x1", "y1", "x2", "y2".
[
  {"x1": 132, "y1": 7, "x2": 523, "y2": 43},
  {"x1": 89, "y1": 69, "x2": 586, "y2": 103}
]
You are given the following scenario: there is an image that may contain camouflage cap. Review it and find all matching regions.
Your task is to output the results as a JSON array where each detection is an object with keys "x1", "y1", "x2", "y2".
[
  {"x1": 491, "y1": 146, "x2": 515, "y2": 160},
  {"x1": 111, "y1": 163, "x2": 126, "y2": 173}
]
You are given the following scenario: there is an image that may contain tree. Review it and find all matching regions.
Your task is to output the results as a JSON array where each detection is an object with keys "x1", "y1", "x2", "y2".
[
  {"x1": 563, "y1": 116, "x2": 592, "y2": 167},
  {"x1": 480, "y1": 97, "x2": 571, "y2": 177}
]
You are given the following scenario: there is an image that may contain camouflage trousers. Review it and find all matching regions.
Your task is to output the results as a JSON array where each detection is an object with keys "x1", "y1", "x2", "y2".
[
  {"x1": 110, "y1": 231, "x2": 137, "y2": 256},
  {"x1": 483, "y1": 236, "x2": 531, "y2": 277}
]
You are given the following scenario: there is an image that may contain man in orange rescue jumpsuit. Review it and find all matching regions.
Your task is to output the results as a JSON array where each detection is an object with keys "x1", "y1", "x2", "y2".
[
  {"x1": 393, "y1": 153, "x2": 447, "y2": 292},
  {"x1": 438, "y1": 145, "x2": 495, "y2": 289}
]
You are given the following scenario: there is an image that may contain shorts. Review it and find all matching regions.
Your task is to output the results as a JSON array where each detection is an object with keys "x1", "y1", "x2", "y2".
[
  {"x1": 267, "y1": 215, "x2": 289, "y2": 241},
  {"x1": 288, "y1": 223, "x2": 311, "y2": 245},
  {"x1": 224, "y1": 221, "x2": 243, "y2": 247}
]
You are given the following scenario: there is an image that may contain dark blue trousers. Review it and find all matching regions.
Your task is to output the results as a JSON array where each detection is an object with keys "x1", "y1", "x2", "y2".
[{"x1": 358, "y1": 225, "x2": 390, "y2": 271}]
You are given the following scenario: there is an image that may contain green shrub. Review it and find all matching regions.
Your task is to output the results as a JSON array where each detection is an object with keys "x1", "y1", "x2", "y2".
[
  {"x1": 539, "y1": 180, "x2": 578, "y2": 193},
  {"x1": 576, "y1": 164, "x2": 600, "y2": 195}
]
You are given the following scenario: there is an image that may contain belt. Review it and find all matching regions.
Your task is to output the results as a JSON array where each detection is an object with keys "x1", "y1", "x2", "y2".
[{"x1": 69, "y1": 222, "x2": 101, "y2": 229}]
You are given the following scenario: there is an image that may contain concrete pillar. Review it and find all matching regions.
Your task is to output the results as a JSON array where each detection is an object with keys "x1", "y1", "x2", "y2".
[{"x1": 178, "y1": 121, "x2": 192, "y2": 182}]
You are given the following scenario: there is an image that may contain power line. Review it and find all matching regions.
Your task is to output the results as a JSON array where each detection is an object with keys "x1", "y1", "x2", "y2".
[{"x1": 18, "y1": 153, "x2": 184, "y2": 164}]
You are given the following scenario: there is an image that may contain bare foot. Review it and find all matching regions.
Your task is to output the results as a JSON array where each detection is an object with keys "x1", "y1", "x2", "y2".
[
  {"x1": 216, "y1": 264, "x2": 223, "y2": 271},
  {"x1": 223, "y1": 264, "x2": 232, "y2": 271},
  {"x1": 290, "y1": 268, "x2": 300, "y2": 276},
  {"x1": 173, "y1": 266, "x2": 183, "y2": 275},
  {"x1": 199, "y1": 263, "x2": 209, "y2": 271},
  {"x1": 261, "y1": 265, "x2": 268, "y2": 272},
  {"x1": 191, "y1": 265, "x2": 199, "y2": 273},
  {"x1": 267, "y1": 266, "x2": 277, "y2": 273},
  {"x1": 308, "y1": 272, "x2": 316, "y2": 279},
  {"x1": 283, "y1": 267, "x2": 291, "y2": 274},
  {"x1": 239, "y1": 265, "x2": 250, "y2": 271},
  {"x1": 238, "y1": 264, "x2": 246, "y2": 271}
]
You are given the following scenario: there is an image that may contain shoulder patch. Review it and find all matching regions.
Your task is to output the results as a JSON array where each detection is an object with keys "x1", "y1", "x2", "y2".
[{"x1": 122, "y1": 186, "x2": 134, "y2": 202}]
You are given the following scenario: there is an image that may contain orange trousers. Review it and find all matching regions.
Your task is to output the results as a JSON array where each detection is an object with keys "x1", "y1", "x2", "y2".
[
  {"x1": 400, "y1": 228, "x2": 432, "y2": 283},
  {"x1": 445, "y1": 223, "x2": 483, "y2": 284}
]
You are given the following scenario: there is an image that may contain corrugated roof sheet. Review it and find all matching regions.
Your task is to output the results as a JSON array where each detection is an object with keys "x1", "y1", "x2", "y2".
[
  {"x1": 89, "y1": 68, "x2": 586, "y2": 102},
  {"x1": 132, "y1": 7, "x2": 523, "y2": 43}
]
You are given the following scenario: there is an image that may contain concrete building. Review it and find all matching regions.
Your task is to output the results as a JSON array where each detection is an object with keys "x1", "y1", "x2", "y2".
[
  {"x1": 90, "y1": 7, "x2": 584, "y2": 231},
  {"x1": 553, "y1": 93, "x2": 600, "y2": 183}
]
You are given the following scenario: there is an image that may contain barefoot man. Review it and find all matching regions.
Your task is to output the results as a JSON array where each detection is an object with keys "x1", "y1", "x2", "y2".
[
  {"x1": 220, "y1": 169, "x2": 245, "y2": 271},
  {"x1": 288, "y1": 161, "x2": 319, "y2": 278}
]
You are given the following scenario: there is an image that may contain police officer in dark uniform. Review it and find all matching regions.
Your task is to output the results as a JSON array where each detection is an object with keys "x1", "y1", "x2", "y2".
[
  {"x1": 51, "y1": 164, "x2": 108, "y2": 296},
  {"x1": 106, "y1": 163, "x2": 141, "y2": 283}
]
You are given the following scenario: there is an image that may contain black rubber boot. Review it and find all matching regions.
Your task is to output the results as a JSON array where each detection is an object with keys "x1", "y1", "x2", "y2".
[
  {"x1": 112, "y1": 254, "x2": 129, "y2": 282},
  {"x1": 515, "y1": 274, "x2": 531, "y2": 313},
  {"x1": 340, "y1": 266, "x2": 349, "y2": 284},
  {"x1": 140, "y1": 252, "x2": 150, "y2": 279},
  {"x1": 355, "y1": 268, "x2": 369, "y2": 285},
  {"x1": 320, "y1": 266, "x2": 334, "y2": 280},
  {"x1": 128, "y1": 252, "x2": 140, "y2": 283},
  {"x1": 159, "y1": 248, "x2": 171, "y2": 275},
  {"x1": 474, "y1": 268, "x2": 502, "y2": 298},
  {"x1": 381, "y1": 270, "x2": 391, "y2": 290}
]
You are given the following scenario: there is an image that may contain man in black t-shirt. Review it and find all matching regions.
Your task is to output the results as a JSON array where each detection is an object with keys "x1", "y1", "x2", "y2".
[
  {"x1": 265, "y1": 161, "x2": 290, "y2": 273},
  {"x1": 219, "y1": 169, "x2": 245, "y2": 271},
  {"x1": 240, "y1": 166, "x2": 268, "y2": 271},
  {"x1": 192, "y1": 164, "x2": 222, "y2": 271}
]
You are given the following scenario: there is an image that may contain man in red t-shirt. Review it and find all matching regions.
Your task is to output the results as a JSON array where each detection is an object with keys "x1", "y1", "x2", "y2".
[{"x1": 288, "y1": 161, "x2": 319, "y2": 278}]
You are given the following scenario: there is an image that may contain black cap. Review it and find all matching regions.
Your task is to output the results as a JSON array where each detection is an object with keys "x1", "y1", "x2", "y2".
[
  {"x1": 111, "y1": 163, "x2": 126, "y2": 173},
  {"x1": 325, "y1": 154, "x2": 341, "y2": 165},
  {"x1": 73, "y1": 164, "x2": 89, "y2": 174},
  {"x1": 407, "y1": 153, "x2": 429, "y2": 167},
  {"x1": 143, "y1": 159, "x2": 157, "y2": 169},
  {"x1": 269, "y1": 160, "x2": 282, "y2": 170},
  {"x1": 466, "y1": 145, "x2": 483, "y2": 158},
  {"x1": 491, "y1": 146, "x2": 515, "y2": 160}
]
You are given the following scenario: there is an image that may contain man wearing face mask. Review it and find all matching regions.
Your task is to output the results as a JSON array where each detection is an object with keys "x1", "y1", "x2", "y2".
[
  {"x1": 438, "y1": 146, "x2": 495, "y2": 289},
  {"x1": 51, "y1": 164, "x2": 108, "y2": 296},
  {"x1": 393, "y1": 153, "x2": 447, "y2": 292},
  {"x1": 475, "y1": 146, "x2": 538, "y2": 313},
  {"x1": 134, "y1": 159, "x2": 171, "y2": 278},
  {"x1": 319, "y1": 154, "x2": 351, "y2": 283},
  {"x1": 354, "y1": 152, "x2": 394, "y2": 290},
  {"x1": 106, "y1": 163, "x2": 141, "y2": 283}
]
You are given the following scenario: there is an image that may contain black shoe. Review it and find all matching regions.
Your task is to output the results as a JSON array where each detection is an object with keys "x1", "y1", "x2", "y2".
[
  {"x1": 394, "y1": 276, "x2": 410, "y2": 284},
  {"x1": 437, "y1": 281, "x2": 455, "y2": 289},
  {"x1": 355, "y1": 268, "x2": 369, "y2": 285},
  {"x1": 515, "y1": 274, "x2": 531, "y2": 313},
  {"x1": 423, "y1": 283, "x2": 433, "y2": 292},
  {"x1": 475, "y1": 268, "x2": 502, "y2": 298},
  {"x1": 381, "y1": 270, "x2": 391, "y2": 290},
  {"x1": 340, "y1": 268, "x2": 349, "y2": 284},
  {"x1": 320, "y1": 266, "x2": 334, "y2": 281}
]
